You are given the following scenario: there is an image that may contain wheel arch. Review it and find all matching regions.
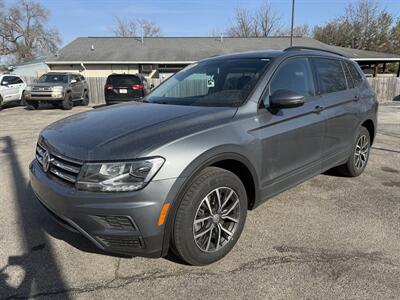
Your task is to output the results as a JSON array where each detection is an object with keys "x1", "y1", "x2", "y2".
[
  {"x1": 361, "y1": 119, "x2": 375, "y2": 144},
  {"x1": 161, "y1": 150, "x2": 259, "y2": 257}
]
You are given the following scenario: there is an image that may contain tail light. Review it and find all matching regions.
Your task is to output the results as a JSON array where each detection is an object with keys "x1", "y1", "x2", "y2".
[
  {"x1": 132, "y1": 84, "x2": 144, "y2": 90},
  {"x1": 105, "y1": 83, "x2": 113, "y2": 90}
]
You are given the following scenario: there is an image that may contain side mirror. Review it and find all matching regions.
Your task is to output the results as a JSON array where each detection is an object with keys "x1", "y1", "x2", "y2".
[
  {"x1": 1, "y1": 81, "x2": 9, "y2": 86},
  {"x1": 71, "y1": 79, "x2": 77, "y2": 84},
  {"x1": 269, "y1": 89, "x2": 304, "y2": 109},
  {"x1": 150, "y1": 84, "x2": 155, "y2": 90}
]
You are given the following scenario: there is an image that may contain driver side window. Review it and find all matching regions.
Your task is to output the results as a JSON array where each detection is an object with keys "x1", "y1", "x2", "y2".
[{"x1": 270, "y1": 58, "x2": 315, "y2": 98}]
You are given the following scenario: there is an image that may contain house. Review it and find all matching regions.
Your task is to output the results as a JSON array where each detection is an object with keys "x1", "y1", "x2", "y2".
[
  {"x1": 46, "y1": 36, "x2": 400, "y2": 78},
  {"x1": 9, "y1": 58, "x2": 49, "y2": 78}
]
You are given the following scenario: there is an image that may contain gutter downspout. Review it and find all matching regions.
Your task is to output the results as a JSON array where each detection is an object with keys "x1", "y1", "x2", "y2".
[{"x1": 80, "y1": 63, "x2": 87, "y2": 76}]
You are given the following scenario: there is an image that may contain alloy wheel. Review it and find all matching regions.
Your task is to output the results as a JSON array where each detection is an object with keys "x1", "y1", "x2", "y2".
[
  {"x1": 354, "y1": 134, "x2": 369, "y2": 169},
  {"x1": 193, "y1": 187, "x2": 240, "y2": 253}
]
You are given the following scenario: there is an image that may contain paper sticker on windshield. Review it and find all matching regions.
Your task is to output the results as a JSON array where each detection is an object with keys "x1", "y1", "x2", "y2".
[{"x1": 207, "y1": 76, "x2": 215, "y2": 88}]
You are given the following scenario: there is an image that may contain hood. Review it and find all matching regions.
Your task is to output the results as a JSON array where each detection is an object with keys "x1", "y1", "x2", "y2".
[
  {"x1": 39, "y1": 102, "x2": 237, "y2": 161},
  {"x1": 31, "y1": 82, "x2": 68, "y2": 87}
]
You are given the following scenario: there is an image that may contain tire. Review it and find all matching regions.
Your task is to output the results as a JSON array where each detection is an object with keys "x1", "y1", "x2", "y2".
[
  {"x1": 61, "y1": 93, "x2": 73, "y2": 110},
  {"x1": 20, "y1": 91, "x2": 26, "y2": 106},
  {"x1": 337, "y1": 126, "x2": 371, "y2": 177},
  {"x1": 0, "y1": 95, "x2": 3, "y2": 111},
  {"x1": 26, "y1": 100, "x2": 39, "y2": 110},
  {"x1": 172, "y1": 167, "x2": 247, "y2": 266},
  {"x1": 81, "y1": 90, "x2": 89, "y2": 106}
]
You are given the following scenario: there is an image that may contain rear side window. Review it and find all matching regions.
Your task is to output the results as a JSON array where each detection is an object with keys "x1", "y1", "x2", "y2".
[
  {"x1": 270, "y1": 58, "x2": 315, "y2": 97},
  {"x1": 346, "y1": 62, "x2": 364, "y2": 86},
  {"x1": 312, "y1": 58, "x2": 347, "y2": 94},
  {"x1": 107, "y1": 75, "x2": 141, "y2": 86},
  {"x1": 342, "y1": 61, "x2": 354, "y2": 89}
]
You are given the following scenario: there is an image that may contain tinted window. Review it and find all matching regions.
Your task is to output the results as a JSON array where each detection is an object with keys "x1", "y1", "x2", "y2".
[
  {"x1": 38, "y1": 74, "x2": 68, "y2": 83},
  {"x1": 342, "y1": 61, "x2": 354, "y2": 89},
  {"x1": 312, "y1": 58, "x2": 347, "y2": 94},
  {"x1": 15, "y1": 77, "x2": 23, "y2": 84},
  {"x1": 107, "y1": 75, "x2": 141, "y2": 86},
  {"x1": 147, "y1": 58, "x2": 270, "y2": 107},
  {"x1": 270, "y1": 58, "x2": 314, "y2": 97},
  {"x1": 1, "y1": 76, "x2": 15, "y2": 84},
  {"x1": 347, "y1": 62, "x2": 363, "y2": 86}
]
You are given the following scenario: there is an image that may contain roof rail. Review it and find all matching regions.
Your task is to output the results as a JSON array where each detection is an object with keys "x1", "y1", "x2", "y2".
[{"x1": 284, "y1": 46, "x2": 346, "y2": 57}]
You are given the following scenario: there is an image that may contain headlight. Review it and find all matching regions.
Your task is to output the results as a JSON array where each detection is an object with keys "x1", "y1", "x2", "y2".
[
  {"x1": 76, "y1": 157, "x2": 165, "y2": 192},
  {"x1": 51, "y1": 86, "x2": 64, "y2": 92}
]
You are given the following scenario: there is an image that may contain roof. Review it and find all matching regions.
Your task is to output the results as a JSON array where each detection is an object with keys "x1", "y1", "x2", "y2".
[
  {"x1": 46, "y1": 36, "x2": 400, "y2": 64},
  {"x1": 13, "y1": 57, "x2": 47, "y2": 67}
]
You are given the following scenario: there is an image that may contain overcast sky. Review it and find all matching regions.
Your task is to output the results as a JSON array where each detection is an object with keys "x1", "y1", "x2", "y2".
[{"x1": 4, "y1": 0, "x2": 400, "y2": 45}]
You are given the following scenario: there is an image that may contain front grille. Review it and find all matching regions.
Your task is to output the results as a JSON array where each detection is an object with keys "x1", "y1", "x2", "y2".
[
  {"x1": 97, "y1": 236, "x2": 143, "y2": 248},
  {"x1": 36, "y1": 143, "x2": 83, "y2": 184},
  {"x1": 32, "y1": 87, "x2": 52, "y2": 92}
]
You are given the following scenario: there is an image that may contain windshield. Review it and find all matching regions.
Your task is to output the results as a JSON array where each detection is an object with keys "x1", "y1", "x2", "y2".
[
  {"x1": 146, "y1": 58, "x2": 270, "y2": 107},
  {"x1": 38, "y1": 74, "x2": 68, "y2": 84}
]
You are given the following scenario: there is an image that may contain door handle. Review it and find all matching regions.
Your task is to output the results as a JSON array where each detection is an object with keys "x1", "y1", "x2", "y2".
[
  {"x1": 312, "y1": 105, "x2": 324, "y2": 113},
  {"x1": 353, "y1": 95, "x2": 360, "y2": 102}
]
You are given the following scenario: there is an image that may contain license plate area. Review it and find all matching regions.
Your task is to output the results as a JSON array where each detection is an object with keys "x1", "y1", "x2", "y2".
[{"x1": 119, "y1": 89, "x2": 128, "y2": 94}]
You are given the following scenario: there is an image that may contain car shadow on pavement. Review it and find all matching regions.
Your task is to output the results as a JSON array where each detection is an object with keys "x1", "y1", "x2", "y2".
[{"x1": 0, "y1": 136, "x2": 71, "y2": 299}]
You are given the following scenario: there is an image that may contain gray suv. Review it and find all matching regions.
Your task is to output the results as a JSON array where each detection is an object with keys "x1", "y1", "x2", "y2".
[
  {"x1": 30, "y1": 47, "x2": 377, "y2": 265},
  {"x1": 26, "y1": 72, "x2": 89, "y2": 110}
]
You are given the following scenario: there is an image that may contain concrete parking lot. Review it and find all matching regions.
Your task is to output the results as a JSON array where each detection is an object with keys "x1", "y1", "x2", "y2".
[{"x1": 0, "y1": 102, "x2": 399, "y2": 299}]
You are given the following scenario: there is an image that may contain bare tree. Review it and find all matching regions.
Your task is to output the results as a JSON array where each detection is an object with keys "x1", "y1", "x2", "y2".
[
  {"x1": 276, "y1": 24, "x2": 311, "y2": 37},
  {"x1": 0, "y1": 0, "x2": 61, "y2": 63},
  {"x1": 225, "y1": 1, "x2": 281, "y2": 37},
  {"x1": 111, "y1": 17, "x2": 161, "y2": 37},
  {"x1": 313, "y1": 0, "x2": 394, "y2": 52},
  {"x1": 253, "y1": 1, "x2": 281, "y2": 37},
  {"x1": 225, "y1": 8, "x2": 253, "y2": 37}
]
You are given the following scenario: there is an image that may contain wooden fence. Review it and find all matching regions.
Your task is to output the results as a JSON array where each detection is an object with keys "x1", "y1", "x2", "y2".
[
  {"x1": 367, "y1": 77, "x2": 400, "y2": 102},
  {"x1": 22, "y1": 75, "x2": 400, "y2": 105}
]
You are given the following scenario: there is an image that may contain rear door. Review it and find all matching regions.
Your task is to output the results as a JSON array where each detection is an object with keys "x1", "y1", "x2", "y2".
[
  {"x1": 310, "y1": 57, "x2": 360, "y2": 170},
  {"x1": 70, "y1": 75, "x2": 82, "y2": 99},
  {"x1": 256, "y1": 57, "x2": 326, "y2": 198}
]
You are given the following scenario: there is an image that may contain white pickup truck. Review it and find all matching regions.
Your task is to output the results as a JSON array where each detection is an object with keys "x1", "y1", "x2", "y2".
[{"x1": 0, "y1": 74, "x2": 27, "y2": 110}]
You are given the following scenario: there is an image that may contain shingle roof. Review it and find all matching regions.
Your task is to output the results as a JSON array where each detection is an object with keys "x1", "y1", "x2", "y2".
[{"x1": 46, "y1": 36, "x2": 400, "y2": 64}]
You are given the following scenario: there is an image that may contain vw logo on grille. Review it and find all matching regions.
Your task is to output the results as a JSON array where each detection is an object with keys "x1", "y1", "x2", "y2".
[{"x1": 42, "y1": 150, "x2": 53, "y2": 172}]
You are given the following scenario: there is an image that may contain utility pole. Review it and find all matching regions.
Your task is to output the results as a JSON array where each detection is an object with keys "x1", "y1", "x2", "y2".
[{"x1": 290, "y1": 0, "x2": 295, "y2": 47}]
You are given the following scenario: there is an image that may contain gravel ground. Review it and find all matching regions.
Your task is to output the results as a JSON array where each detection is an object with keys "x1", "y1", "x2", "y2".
[{"x1": 0, "y1": 102, "x2": 399, "y2": 299}]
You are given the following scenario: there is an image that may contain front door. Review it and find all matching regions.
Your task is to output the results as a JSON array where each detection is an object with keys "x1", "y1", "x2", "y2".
[
  {"x1": 253, "y1": 57, "x2": 326, "y2": 199},
  {"x1": 1, "y1": 76, "x2": 19, "y2": 102}
]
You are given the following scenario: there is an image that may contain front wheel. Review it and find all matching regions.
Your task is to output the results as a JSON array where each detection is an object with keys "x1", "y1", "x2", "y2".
[
  {"x1": 172, "y1": 167, "x2": 247, "y2": 266},
  {"x1": 338, "y1": 126, "x2": 371, "y2": 177},
  {"x1": 61, "y1": 93, "x2": 73, "y2": 110},
  {"x1": 26, "y1": 100, "x2": 39, "y2": 110}
]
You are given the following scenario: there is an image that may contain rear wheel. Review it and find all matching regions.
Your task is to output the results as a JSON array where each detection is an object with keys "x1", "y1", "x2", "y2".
[
  {"x1": 61, "y1": 93, "x2": 73, "y2": 110},
  {"x1": 337, "y1": 126, "x2": 370, "y2": 177},
  {"x1": 0, "y1": 95, "x2": 3, "y2": 111},
  {"x1": 26, "y1": 100, "x2": 39, "y2": 110},
  {"x1": 81, "y1": 90, "x2": 89, "y2": 106},
  {"x1": 172, "y1": 167, "x2": 247, "y2": 266}
]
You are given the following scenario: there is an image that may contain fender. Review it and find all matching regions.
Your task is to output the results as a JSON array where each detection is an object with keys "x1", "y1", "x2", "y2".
[{"x1": 160, "y1": 147, "x2": 260, "y2": 257}]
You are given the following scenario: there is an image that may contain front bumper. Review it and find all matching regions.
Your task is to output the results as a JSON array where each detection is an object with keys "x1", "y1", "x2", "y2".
[
  {"x1": 29, "y1": 159, "x2": 177, "y2": 257},
  {"x1": 26, "y1": 92, "x2": 64, "y2": 101}
]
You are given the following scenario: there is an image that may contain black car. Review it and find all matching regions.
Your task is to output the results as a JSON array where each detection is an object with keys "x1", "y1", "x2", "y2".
[{"x1": 104, "y1": 74, "x2": 150, "y2": 105}]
